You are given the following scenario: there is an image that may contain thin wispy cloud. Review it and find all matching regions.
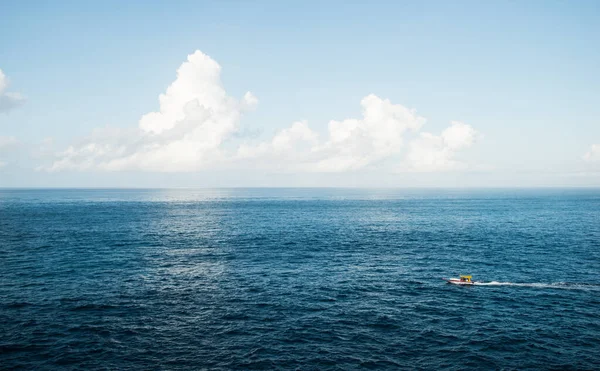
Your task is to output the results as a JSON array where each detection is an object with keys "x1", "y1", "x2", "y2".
[
  {"x1": 0, "y1": 69, "x2": 25, "y2": 113},
  {"x1": 583, "y1": 144, "x2": 600, "y2": 163}
]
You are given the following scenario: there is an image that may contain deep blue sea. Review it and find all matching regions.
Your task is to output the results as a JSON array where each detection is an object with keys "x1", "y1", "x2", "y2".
[{"x1": 1, "y1": 188, "x2": 599, "y2": 370}]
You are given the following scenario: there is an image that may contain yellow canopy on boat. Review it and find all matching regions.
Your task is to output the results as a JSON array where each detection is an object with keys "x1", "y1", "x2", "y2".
[{"x1": 460, "y1": 275, "x2": 472, "y2": 279}]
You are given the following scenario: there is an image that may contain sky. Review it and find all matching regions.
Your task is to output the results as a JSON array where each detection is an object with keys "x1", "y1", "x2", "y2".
[{"x1": 1, "y1": 0, "x2": 599, "y2": 187}]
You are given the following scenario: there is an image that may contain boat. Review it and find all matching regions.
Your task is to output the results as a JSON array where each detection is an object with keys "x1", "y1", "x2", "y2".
[{"x1": 444, "y1": 275, "x2": 476, "y2": 285}]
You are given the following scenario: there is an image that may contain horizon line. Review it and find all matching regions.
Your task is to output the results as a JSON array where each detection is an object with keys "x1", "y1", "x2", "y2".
[{"x1": 2, "y1": 186, "x2": 600, "y2": 190}]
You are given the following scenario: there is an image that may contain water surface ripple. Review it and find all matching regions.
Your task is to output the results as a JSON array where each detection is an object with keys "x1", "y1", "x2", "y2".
[{"x1": 1, "y1": 188, "x2": 599, "y2": 370}]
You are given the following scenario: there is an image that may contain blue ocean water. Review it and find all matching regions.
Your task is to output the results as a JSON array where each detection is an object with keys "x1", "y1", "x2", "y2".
[{"x1": 1, "y1": 188, "x2": 599, "y2": 370}]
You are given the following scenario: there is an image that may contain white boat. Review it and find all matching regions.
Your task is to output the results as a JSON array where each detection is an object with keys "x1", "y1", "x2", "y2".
[{"x1": 444, "y1": 275, "x2": 476, "y2": 285}]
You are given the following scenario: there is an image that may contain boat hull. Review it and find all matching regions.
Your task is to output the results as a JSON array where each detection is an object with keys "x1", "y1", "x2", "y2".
[{"x1": 444, "y1": 278, "x2": 475, "y2": 285}]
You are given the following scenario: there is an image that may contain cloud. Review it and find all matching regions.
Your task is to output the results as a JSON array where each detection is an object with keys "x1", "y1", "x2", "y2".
[
  {"x1": 238, "y1": 121, "x2": 318, "y2": 158},
  {"x1": 0, "y1": 69, "x2": 25, "y2": 113},
  {"x1": 0, "y1": 136, "x2": 18, "y2": 150},
  {"x1": 583, "y1": 144, "x2": 600, "y2": 163},
  {"x1": 45, "y1": 50, "x2": 479, "y2": 174},
  {"x1": 236, "y1": 97, "x2": 478, "y2": 173},
  {"x1": 236, "y1": 120, "x2": 321, "y2": 172},
  {"x1": 314, "y1": 94, "x2": 425, "y2": 172},
  {"x1": 237, "y1": 94, "x2": 427, "y2": 172},
  {"x1": 45, "y1": 51, "x2": 257, "y2": 172},
  {"x1": 403, "y1": 121, "x2": 479, "y2": 172}
]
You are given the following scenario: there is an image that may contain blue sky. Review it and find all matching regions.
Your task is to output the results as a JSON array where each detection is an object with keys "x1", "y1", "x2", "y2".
[{"x1": 1, "y1": 0, "x2": 599, "y2": 187}]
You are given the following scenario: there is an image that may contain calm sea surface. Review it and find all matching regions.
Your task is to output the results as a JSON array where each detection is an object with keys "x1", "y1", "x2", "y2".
[{"x1": 1, "y1": 188, "x2": 599, "y2": 370}]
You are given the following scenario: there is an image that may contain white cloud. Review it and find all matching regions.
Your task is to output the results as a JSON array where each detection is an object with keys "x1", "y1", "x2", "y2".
[
  {"x1": 237, "y1": 94, "x2": 427, "y2": 172},
  {"x1": 237, "y1": 100, "x2": 478, "y2": 173},
  {"x1": 404, "y1": 121, "x2": 478, "y2": 172},
  {"x1": 314, "y1": 94, "x2": 425, "y2": 172},
  {"x1": 45, "y1": 50, "x2": 479, "y2": 174},
  {"x1": 583, "y1": 144, "x2": 600, "y2": 163},
  {"x1": 0, "y1": 136, "x2": 19, "y2": 150},
  {"x1": 236, "y1": 120, "x2": 321, "y2": 172},
  {"x1": 0, "y1": 69, "x2": 25, "y2": 113},
  {"x1": 238, "y1": 121, "x2": 318, "y2": 158},
  {"x1": 46, "y1": 51, "x2": 257, "y2": 172}
]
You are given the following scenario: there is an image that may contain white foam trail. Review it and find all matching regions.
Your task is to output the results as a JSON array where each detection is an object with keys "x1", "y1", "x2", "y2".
[{"x1": 473, "y1": 281, "x2": 600, "y2": 290}]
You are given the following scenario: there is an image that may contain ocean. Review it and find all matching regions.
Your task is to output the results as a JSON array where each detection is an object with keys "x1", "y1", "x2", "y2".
[{"x1": 1, "y1": 188, "x2": 599, "y2": 370}]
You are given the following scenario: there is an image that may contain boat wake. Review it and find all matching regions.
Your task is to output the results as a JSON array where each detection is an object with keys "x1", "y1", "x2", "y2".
[{"x1": 472, "y1": 281, "x2": 600, "y2": 291}]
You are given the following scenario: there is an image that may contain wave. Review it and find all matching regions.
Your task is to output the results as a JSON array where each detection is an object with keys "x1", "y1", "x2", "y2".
[{"x1": 472, "y1": 281, "x2": 600, "y2": 290}]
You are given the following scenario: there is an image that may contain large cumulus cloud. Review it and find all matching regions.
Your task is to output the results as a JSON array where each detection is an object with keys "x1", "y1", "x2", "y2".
[
  {"x1": 46, "y1": 51, "x2": 257, "y2": 172},
  {"x1": 45, "y1": 50, "x2": 480, "y2": 174}
]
